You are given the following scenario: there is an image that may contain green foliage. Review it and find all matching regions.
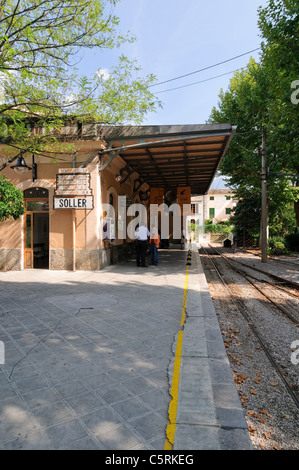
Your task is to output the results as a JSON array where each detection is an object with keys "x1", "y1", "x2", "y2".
[
  {"x1": 0, "y1": 0, "x2": 160, "y2": 152},
  {"x1": 269, "y1": 241, "x2": 289, "y2": 256},
  {"x1": 0, "y1": 176, "x2": 25, "y2": 221},
  {"x1": 204, "y1": 222, "x2": 233, "y2": 234},
  {"x1": 269, "y1": 200, "x2": 297, "y2": 237},
  {"x1": 208, "y1": 0, "x2": 299, "y2": 231},
  {"x1": 268, "y1": 236, "x2": 289, "y2": 255},
  {"x1": 269, "y1": 236, "x2": 285, "y2": 247},
  {"x1": 229, "y1": 193, "x2": 261, "y2": 236}
]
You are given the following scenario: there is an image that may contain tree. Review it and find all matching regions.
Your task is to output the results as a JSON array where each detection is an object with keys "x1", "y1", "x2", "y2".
[
  {"x1": 0, "y1": 175, "x2": 25, "y2": 220},
  {"x1": 258, "y1": 0, "x2": 299, "y2": 228},
  {"x1": 209, "y1": 0, "x2": 299, "y2": 232},
  {"x1": 0, "y1": 0, "x2": 159, "y2": 153}
]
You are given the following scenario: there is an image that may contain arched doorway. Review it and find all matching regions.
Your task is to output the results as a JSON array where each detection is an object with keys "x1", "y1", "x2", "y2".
[{"x1": 23, "y1": 187, "x2": 49, "y2": 269}]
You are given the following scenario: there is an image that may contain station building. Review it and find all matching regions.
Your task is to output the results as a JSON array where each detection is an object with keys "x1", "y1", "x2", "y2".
[{"x1": 0, "y1": 123, "x2": 236, "y2": 271}]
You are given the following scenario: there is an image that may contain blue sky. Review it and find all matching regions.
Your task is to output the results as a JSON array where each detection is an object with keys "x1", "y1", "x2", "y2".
[{"x1": 82, "y1": 0, "x2": 268, "y2": 126}]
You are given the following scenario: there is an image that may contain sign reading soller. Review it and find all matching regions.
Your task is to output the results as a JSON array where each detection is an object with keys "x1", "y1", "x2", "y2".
[
  {"x1": 54, "y1": 168, "x2": 93, "y2": 209},
  {"x1": 54, "y1": 196, "x2": 93, "y2": 210}
]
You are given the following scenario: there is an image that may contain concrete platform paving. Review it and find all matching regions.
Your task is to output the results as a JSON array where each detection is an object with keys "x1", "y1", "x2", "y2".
[{"x1": 0, "y1": 249, "x2": 252, "y2": 450}]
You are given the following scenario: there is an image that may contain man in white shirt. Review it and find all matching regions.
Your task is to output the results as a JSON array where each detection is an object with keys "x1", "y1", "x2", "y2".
[{"x1": 135, "y1": 222, "x2": 150, "y2": 267}]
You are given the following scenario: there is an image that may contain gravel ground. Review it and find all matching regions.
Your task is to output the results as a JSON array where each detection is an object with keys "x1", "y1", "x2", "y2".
[{"x1": 199, "y1": 247, "x2": 299, "y2": 451}]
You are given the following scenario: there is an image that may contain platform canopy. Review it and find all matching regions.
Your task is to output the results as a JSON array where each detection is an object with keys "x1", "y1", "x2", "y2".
[{"x1": 98, "y1": 124, "x2": 236, "y2": 195}]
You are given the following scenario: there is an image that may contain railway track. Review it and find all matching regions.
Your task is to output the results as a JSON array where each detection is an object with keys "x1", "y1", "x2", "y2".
[
  {"x1": 199, "y1": 244, "x2": 299, "y2": 412},
  {"x1": 241, "y1": 248, "x2": 299, "y2": 269},
  {"x1": 211, "y1": 245, "x2": 299, "y2": 294},
  {"x1": 207, "y1": 244, "x2": 299, "y2": 323}
]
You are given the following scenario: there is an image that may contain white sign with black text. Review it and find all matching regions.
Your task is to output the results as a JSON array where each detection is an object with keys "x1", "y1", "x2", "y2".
[{"x1": 53, "y1": 196, "x2": 93, "y2": 210}]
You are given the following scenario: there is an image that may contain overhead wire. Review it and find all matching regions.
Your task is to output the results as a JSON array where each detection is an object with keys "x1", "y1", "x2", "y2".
[
  {"x1": 155, "y1": 69, "x2": 241, "y2": 94},
  {"x1": 150, "y1": 47, "x2": 261, "y2": 88}
]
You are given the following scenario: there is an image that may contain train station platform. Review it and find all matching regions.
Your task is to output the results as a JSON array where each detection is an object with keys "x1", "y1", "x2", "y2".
[{"x1": 0, "y1": 249, "x2": 252, "y2": 451}]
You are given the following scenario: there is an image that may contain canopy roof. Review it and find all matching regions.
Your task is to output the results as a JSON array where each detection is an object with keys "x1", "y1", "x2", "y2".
[{"x1": 99, "y1": 124, "x2": 236, "y2": 195}]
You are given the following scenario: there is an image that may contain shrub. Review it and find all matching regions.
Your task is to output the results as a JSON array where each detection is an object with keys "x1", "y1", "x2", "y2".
[
  {"x1": 0, "y1": 176, "x2": 25, "y2": 221},
  {"x1": 269, "y1": 236, "x2": 285, "y2": 249},
  {"x1": 269, "y1": 241, "x2": 289, "y2": 256},
  {"x1": 204, "y1": 223, "x2": 233, "y2": 235}
]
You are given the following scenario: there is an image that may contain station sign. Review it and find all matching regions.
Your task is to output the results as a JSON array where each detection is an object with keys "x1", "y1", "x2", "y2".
[
  {"x1": 55, "y1": 168, "x2": 92, "y2": 196},
  {"x1": 177, "y1": 186, "x2": 191, "y2": 213},
  {"x1": 150, "y1": 187, "x2": 164, "y2": 215},
  {"x1": 150, "y1": 187, "x2": 164, "y2": 205},
  {"x1": 53, "y1": 196, "x2": 93, "y2": 210},
  {"x1": 54, "y1": 168, "x2": 93, "y2": 209}
]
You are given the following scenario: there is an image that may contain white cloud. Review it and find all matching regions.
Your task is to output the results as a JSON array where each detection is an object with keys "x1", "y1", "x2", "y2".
[{"x1": 96, "y1": 68, "x2": 110, "y2": 81}]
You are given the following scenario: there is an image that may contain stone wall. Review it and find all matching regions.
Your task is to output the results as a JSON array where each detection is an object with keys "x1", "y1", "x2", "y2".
[
  {"x1": 50, "y1": 248, "x2": 111, "y2": 271},
  {"x1": 0, "y1": 248, "x2": 21, "y2": 271},
  {"x1": 0, "y1": 244, "x2": 134, "y2": 272}
]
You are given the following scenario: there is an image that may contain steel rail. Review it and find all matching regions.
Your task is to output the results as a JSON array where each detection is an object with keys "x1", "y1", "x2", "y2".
[
  {"x1": 217, "y1": 246, "x2": 299, "y2": 291},
  {"x1": 207, "y1": 244, "x2": 299, "y2": 323},
  {"x1": 241, "y1": 248, "x2": 299, "y2": 269},
  {"x1": 200, "y1": 245, "x2": 299, "y2": 409}
]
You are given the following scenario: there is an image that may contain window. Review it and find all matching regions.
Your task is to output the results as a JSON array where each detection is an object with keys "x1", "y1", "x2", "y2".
[
  {"x1": 191, "y1": 203, "x2": 197, "y2": 214},
  {"x1": 24, "y1": 188, "x2": 49, "y2": 198},
  {"x1": 209, "y1": 196, "x2": 214, "y2": 200},
  {"x1": 226, "y1": 208, "x2": 231, "y2": 215},
  {"x1": 108, "y1": 193, "x2": 114, "y2": 217},
  {"x1": 25, "y1": 214, "x2": 32, "y2": 248},
  {"x1": 209, "y1": 208, "x2": 215, "y2": 218},
  {"x1": 226, "y1": 195, "x2": 231, "y2": 200},
  {"x1": 24, "y1": 187, "x2": 49, "y2": 211},
  {"x1": 26, "y1": 200, "x2": 49, "y2": 211}
]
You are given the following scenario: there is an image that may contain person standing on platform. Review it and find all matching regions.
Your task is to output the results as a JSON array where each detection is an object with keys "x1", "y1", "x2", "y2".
[
  {"x1": 135, "y1": 222, "x2": 150, "y2": 267},
  {"x1": 149, "y1": 226, "x2": 160, "y2": 266}
]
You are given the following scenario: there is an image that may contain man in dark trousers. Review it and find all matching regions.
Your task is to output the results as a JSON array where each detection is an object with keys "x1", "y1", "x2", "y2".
[{"x1": 134, "y1": 221, "x2": 150, "y2": 267}]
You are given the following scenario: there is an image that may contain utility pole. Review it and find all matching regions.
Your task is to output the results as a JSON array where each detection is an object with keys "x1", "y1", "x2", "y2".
[{"x1": 261, "y1": 128, "x2": 268, "y2": 263}]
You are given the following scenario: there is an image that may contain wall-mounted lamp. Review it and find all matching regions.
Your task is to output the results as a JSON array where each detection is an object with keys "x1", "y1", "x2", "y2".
[
  {"x1": 11, "y1": 152, "x2": 37, "y2": 182},
  {"x1": 11, "y1": 153, "x2": 31, "y2": 173},
  {"x1": 115, "y1": 166, "x2": 134, "y2": 184}
]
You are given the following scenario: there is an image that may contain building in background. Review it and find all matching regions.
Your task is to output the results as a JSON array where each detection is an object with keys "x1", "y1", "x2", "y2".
[
  {"x1": 191, "y1": 188, "x2": 236, "y2": 222},
  {"x1": 186, "y1": 188, "x2": 237, "y2": 245}
]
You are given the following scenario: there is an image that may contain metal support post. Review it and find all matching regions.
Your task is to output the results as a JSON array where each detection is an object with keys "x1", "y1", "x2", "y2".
[{"x1": 72, "y1": 212, "x2": 76, "y2": 271}]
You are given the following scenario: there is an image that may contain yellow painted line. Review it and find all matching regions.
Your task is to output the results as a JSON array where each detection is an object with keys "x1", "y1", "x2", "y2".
[
  {"x1": 180, "y1": 266, "x2": 189, "y2": 326},
  {"x1": 165, "y1": 265, "x2": 189, "y2": 450}
]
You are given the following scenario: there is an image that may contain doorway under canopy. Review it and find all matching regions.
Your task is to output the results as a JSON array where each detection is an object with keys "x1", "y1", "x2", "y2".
[{"x1": 24, "y1": 187, "x2": 49, "y2": 269}]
